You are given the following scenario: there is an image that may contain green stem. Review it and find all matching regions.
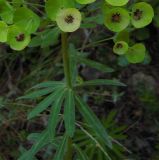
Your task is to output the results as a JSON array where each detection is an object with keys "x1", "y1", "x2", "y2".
[
  {"x1": 64, "y1": 138, "x2": 73, "y2": 160},
  {"x1": 77, "y1": 36, "x2": 114, "y2": 50},
  {"x1": 61, "y1": 32, "x2": 72, "y2": 88},
  {"x1": 61, "y1": 32, "x2": 73, "y2": 159}
]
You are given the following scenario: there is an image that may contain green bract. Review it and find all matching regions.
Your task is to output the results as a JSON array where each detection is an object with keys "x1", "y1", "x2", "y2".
[
  {"x1": 131, "y1": 2, "x2": 154, "y2": 28},
  {"x1": 125, "y1": 43, "x2": 146, "y2": 63},
  {"x1": 104, "y1": 8, "x2": 130, "y2": 32},
  {"x1": 12, "y1": 0, "x2": 23, "y2": 7},
  {"x1": 56, "y1": 8, "x2": 82, "y2": 32},
  {"x1": 7, "y1": 25, "x2": 31, "y2": 51},
  {"x1": 105, "y1": 0, "x2": 129, "y2": 6},
  {"x1": 0, "y1": 0, "x2": 14, "y2": 24},
  {"x1": 45, "y1": 0, "x2": 75, "y2": 21},
  {"x1": 113, "y1": 41, "x2": 128, "y2": 55},
  {"x1": 76, "y1": 0, "x2": 96, "y2": 4},
  {"x1": 114, "y1": 30, "x2": 130, "y2": 43},
  {"x1": 13, "y1": 7, "x2": 40, "y2": 34},
  {"x1": 0, "y1": 21, "x2": 8, "y2": 42}
]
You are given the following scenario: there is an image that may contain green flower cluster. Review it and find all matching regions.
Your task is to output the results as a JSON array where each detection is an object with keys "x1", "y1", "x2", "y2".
[
  {"x1": 0, "y1": 0, "x2": 40, "y2": 50},
  {"x1": 102, "y1": 1, "x2": 154, "y2": 64},
  {"x1": 103, "y1": 1, "x2": 154, "y2": 32},
  {"x1": 45, "y1": 0, "x2": 154, "y2": 64},
  {"x1": 0, "y1": 0, "x2": 155, "y2": 64}
]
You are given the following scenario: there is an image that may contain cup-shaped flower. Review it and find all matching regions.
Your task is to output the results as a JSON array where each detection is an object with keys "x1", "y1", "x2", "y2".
[
  {"x1": 76, "y1": 0, "x2": 96, "y2": 4},
  {"x1": 125, "y1": 43, "x2": 146, "y2": 63},
  {"x1": 56, "y1": 8, "x2": 82, "y2": 32},
  {"x1": 7, "y1": 25, "x2": 31, "y2": 51},
  {"x1": 104, "y1": 8, "x2": 130, "y2": 32},
  {"x1": 131, "y1": 2, "x2": 154, "y2": 28},
  {"x1": 113, "y1": 41, "x2": 129, "y2": 55},
  {"x1": 105, "y1": 0, "x2": 129, "y2": 6}
]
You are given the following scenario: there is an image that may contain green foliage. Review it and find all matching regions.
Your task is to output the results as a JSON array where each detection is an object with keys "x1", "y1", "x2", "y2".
[
  {"x1": 125, "y1": 43, "x2": 146, "y2": 64},
  {"x1": 76, "y1": 95, "x2": 112, "y2": 148},
  {"x1": 76, "y1": 0, "x2": 95, "y2": 4},
  {"x1": 0, "y1": 21, "x2": 8, "y2": 42},
  {"x1": 0, "y1": 0, "x2": 157, "y2": 159},
  {"x1": 13, "y1": 7, "x2": 40, "y2": 34},
  {"x1": 54, "y1": 134, "x2": 68, "y2": 160},
  {"x1": 0, "y1": 0, "x2": 14, "y2": 24},
  {"x1": 64, "y1": 89, "x2": 75, "y2": 137},
  {"x1": 45, "y1": 0, "x2": 75, "y2": 21},
  {"x1": 105, "y1": 0, "x2": 129, "y2": 6},
  {"x1": 74, "y1": 110, "x2": 127, "y2": 160}
]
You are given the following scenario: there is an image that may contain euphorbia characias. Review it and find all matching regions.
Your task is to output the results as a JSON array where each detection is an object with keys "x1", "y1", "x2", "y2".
[{"x1": 0, "y1": 0, "x2": 156, "y2": 159}]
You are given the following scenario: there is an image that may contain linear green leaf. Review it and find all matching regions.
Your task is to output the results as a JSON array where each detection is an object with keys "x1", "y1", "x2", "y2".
[
  {"x1": 76, "y1": 79, "x2": 126, "y2": 87},
  {"x1": 70, "y1": 44, "x2": 114, "y2": 73},
  {"x1": 77, "y1": 57, "x2": 114, "y2": 73},
  {"x1": 18, "y1": 131, "x2": 50, "y2": 160},
  {"x1": 75, "y1": 96, "x2": 112, "y2": 149},
  {"x1": 18, "y1": 88, "x2": 55, "y2": 100},
  {"x1": 30, "y1": 81, "x2": 64, "y2": 90},
  {"x1": 64, "y1": 89, "x2": 75, "y2": 137},
  {"x1": 30, "y1": 131, "x2": 50, "y2": 154},
  {"x1": 54, "y1": 134, "x2": 68, "y2": 160},
  {"x1": 28, "y1": 87, "x2": 65, "y2": 119},
  {"x1": 78, "y1": 125, "x2": 112, "y2": 160},
  {"x1": 48, "y1": 88, "x2": 66, "y2": 140}
]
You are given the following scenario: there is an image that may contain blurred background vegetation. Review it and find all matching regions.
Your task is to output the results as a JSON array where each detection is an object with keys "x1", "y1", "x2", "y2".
[{"x1": 0, "y1": 0, "x2": 159, "y2": 159}]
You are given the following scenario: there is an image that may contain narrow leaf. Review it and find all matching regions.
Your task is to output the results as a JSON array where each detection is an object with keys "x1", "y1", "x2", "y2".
[
  {"x1": 70, "y1": 44, "x2": 114, "y2": 73},
  {"x1": 64, "y1": 89, "x2": 75, "y2": 137},
  {"x1": 30, "y1": 131, "x2": 50, "y2": 154},
  {"x1": 54, "y1": 134, "x2": 68, "y2": 160},
  {"x1": 18, "y1": 131, "x2": 50, "y2": 160},
  {"x1": 76, "y1": 79, "x2": 126, "y2": 87},
  {"x1": 78, "y1": 57, "x2": 114, "y2": 73},
  {"x1": 48, "y1": 88, "x2": 66, "y2": 139},
  {"x1": 69, "y1": 44, "x2": 78, "y2": 84},
  {"x1": 75, "y1": 96, "x2": 112, "y2": 149},
  {"x1": 30, "y1": 81, "x2": 64, "y2": 90},
  {"x1": 28, "y1": 87, "x2": 65, "y2": 119},
  {"x1": 18, "y1": 88, "x2": 55, "y2": 100}
]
